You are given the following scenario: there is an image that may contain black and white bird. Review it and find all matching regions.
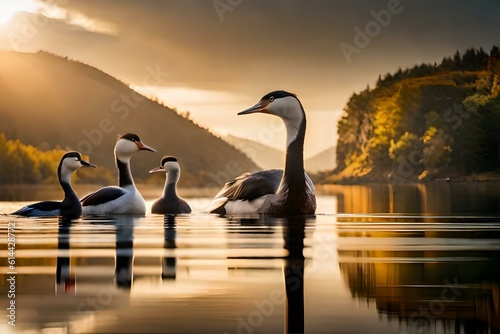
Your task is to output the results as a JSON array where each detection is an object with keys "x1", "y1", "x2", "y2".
[
  {"x1": 207, "y1": 90, "x2": 316, "y2": 215},
  {"x1": 12, "y1": 152, "x2": 96, "y2": 218},
  {"x1": 150, "y1": 156, "x2": 191, "y2": 215},
  {"x1": 80, "y1": 133, "x2": 156, "y2": 216}
]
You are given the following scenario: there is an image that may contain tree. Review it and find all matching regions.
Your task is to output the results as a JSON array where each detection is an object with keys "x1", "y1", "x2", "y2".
[
  {"x1": 0, "y1": 133, "x2": 113, "y2": 184},
  {"x1": 368, "y1": 97, "x2": 400, "y2": 172},
  {"x1": 332, "y1": 46, "x2": 500, "y2": 182},
  {"x1": 481, "y1": 96, "x2": 500, "y2": 168},
  {"x1": 421, "y1": 126, "x2": 452, "y2": 178},
  {"x1": 389, "y1": 132, "x2": 423, "y2": 180},
  {"x1": 0, "y1": 133, "x2": 8, "y2": 183}
]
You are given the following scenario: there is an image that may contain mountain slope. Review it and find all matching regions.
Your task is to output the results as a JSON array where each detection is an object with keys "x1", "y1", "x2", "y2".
[
  {"x1": 0, "y1": 51, "x2": 259, "y2": 187},
  {"x1": 223, "y1": 134, "x2": 336, "y2": 173},
  {"x1": 223, "y1": 135, "x2": 285, "y2": 170},
  {"x1": 305, "y1": 146, "x2": 336, "y2": 173}
]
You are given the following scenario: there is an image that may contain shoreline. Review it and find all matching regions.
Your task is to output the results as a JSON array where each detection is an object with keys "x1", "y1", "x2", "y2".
[
  {"x1": 0, "y1": 184, "x2": 221, "y2": 202},
  {"x1": 321, "y1": 171, "x2": 500, "y2": 185},
  {"x1": 0, "y1": 180, "x2": 498, "y2": 202}
]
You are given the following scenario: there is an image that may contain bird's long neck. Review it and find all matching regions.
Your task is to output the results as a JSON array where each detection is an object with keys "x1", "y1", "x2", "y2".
[
  {"x1": 117, "y1": 156, "x2": 135, "y2": 188},
  {"x1": 59, "y1": 169, "x2": 78, "y2": 204},
  {"x1": 163, "y1": 171, "x2": 179, "y2": 199},
  {"x1": 279, "y1": 117, "x2": 306, "y2": 195}
]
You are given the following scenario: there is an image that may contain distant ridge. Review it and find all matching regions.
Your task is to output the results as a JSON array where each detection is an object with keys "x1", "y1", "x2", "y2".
[
  {"x1": 305, "y1": 146, "x2": 336, "y2": 173},
  {"x1": 0, "y1": 51, "x2": 259, "y2": 187},
  {"x1": 223, "y1": 134, "x2": 336, "y2": 173},
  {"x1": 223, "y1": 134, "x2": 285, "y2": 170}
]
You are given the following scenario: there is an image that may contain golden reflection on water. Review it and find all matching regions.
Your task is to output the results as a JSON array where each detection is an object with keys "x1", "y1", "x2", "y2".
[
  {"x1": 321, "y1": 182, "x2": 500, "y2": 214},
  {"x1": 1, "y1": 184, "x2": 500, "y2": 333}
]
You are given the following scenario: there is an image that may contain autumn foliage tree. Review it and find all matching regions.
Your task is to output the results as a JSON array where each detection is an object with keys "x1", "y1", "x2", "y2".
[
  {"x1": 333, "y1": 47, "x2": 500, "y2": 183},
  {"x1": 0, "y1": 133, "x2": 112, "y2": 184}
]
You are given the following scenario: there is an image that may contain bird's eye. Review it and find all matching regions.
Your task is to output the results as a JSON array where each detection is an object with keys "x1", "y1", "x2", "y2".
[{"x1": 269, "y1": 96, "x2": 275, "y2": 103}]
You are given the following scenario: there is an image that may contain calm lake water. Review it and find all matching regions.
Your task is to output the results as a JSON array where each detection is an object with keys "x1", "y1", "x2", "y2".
[{"x1": 1, "y1": 183, "x2": 500, "y2": 334}]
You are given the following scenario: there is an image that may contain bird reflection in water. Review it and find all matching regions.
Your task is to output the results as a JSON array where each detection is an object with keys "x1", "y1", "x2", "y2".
[
  {"x1": 235, "y1": 215, "x2": 309, "y2": 334},
  {"x1": 162, "y1": 215, "x2": 177, "y2": 280},
  {"x1": 56, "y1": 217, "x2": 76, "y2": 294},
  {"x1": 114, "y1": 216, "x2": 137, "y2": 289},
  {"x1": 56, "y1": 216, "x2": 138, "y2": 293},
  {"x1": 282, "y1": 216, "x2": 307, "y2": 334}
]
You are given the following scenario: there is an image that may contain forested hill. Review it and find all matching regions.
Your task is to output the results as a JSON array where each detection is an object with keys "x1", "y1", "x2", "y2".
[
  {"x1": 0, "y1": 51, "x2": 259, "y2": 187},
  {"x1": 331, "y1": 47, "x2": 500, "y2": 183}
]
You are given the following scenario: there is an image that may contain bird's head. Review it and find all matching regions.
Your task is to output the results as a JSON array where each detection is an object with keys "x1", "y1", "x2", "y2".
[
  {"x1": 59, "y1": 151, "x2": 96, "y2": 182},
  {"x1": 238, "y1": 90, "x2": 306, "y2": 147},
  {"x1": 149, "y1": 156, "x2": 180, "y2": 183},
  {"x1": 115, "y1": 133, "x2": 156, "y2": 162},
  {"x1": 238, "y1": 90, "x2": 304, "y2": 123},
  {"x1": 149, "y1": 156, "x2": 179, "y2": 174}
]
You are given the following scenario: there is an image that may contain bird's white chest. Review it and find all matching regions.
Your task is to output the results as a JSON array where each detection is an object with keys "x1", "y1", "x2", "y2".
[
  {"x1": 83, "y1": 187, "x2": 146, "y2": 215},
  {"x1": 116, "y1": 188, "x2": 146, "y2": 214}
]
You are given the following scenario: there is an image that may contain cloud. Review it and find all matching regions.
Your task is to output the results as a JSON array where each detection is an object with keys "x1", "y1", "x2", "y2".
[
  {"x1": 40, "y1": 1, "x2": 500, "y2": 100},
  {"x1": 37, "y1": 1, "x2": 118, "y2": 35}
]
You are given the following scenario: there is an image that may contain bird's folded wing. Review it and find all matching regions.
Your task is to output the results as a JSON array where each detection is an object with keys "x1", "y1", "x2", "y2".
[
  {"x1": 12, "y1": 201, "x2": 61, "y2": 216},
  {"x1": 80, "y1": 186, "x2": 127, "y2": 206},
  {"x1": 216, "y1": 169, "x2": 283, "y2": 201}
]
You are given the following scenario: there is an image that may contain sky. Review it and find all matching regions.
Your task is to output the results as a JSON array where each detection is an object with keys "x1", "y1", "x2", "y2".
[{"x1": 0, "y1": 0, "x2": 499, "y2": 157}]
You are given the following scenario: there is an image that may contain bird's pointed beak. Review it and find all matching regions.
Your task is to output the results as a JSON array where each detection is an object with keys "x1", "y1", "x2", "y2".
[
  {"x1": 149, "y1": 166, "x2": 167, "y2": 174},
  {"x1": 238, "y1": 101, "x2": 269, "y2": 115},
  {"x1": 81, "y1": 160, "x2": 97, "y2": 168},
  {"x1": 137, "y1": 141, "x2": 156, "y2": 152}
]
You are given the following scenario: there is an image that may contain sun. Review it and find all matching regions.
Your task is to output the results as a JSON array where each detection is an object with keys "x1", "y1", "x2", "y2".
[{"x1": 0, "y1": 0, "x2": 40, "y2": 25}]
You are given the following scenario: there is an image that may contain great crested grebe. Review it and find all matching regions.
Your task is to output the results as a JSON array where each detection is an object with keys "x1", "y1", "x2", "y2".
[{"x1": 208, "y1": 90, "x2": 316, "y2": 215}]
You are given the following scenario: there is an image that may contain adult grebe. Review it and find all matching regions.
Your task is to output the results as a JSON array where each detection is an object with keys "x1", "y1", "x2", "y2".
[
  {"x1": 81, "y1": 133, "x2": 156, "y2": 215},
  {"x1": 12, "y1": 151, "x2": 96, "y2": 217},
  {"x1": 150, "y1": 156, "x2": 191, "y2": 215},
  {"x1": 208, "y1": 90, "x2": 316, "y2": 215}
]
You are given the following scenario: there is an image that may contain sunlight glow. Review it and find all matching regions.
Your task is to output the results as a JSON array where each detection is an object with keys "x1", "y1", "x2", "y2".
[
  {"x1": 130, "y1": 85, "x2": 248, "y2": 110},
  {"x1": 129, "y1": 84, "x2": 251, "y2": 124},
  {"x1": 128, "y1": 85, "x2": 336, "y2": 157},
  {"x1": 38, "y1": 4, "x2": 118, "y2": 34},
  {"x1": 0, "y1": 0, "x2": 117, "y2": 34},
  {"x1": 129, "y1": 84, "x2": 254, "y2": 135},
  {"x1": 0, "y1": 0, "x2": 39, "y2": 25}
]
